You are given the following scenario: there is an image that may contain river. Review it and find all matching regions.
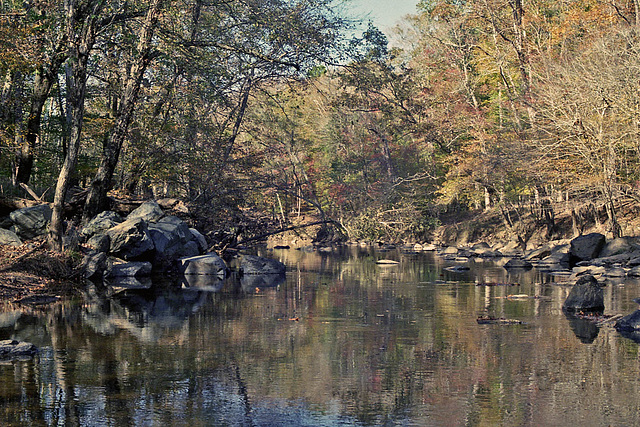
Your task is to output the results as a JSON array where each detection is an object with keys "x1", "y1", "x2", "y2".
[{"x1": 2, "y1": 245, "x2": 640, "y2": 426}]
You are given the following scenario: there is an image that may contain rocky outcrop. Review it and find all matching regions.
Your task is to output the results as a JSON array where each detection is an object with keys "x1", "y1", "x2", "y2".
[
  {"x1": 562, "y1": 274, "x2": 604, "y2": 313},
  {"x1": 0, "y1": 339, "x2": 37, "y2": 360},
  {"x1": 81, "y1": 211, "x2": 123, "y2": 238},
  {"x1": 106, "y1": 261, "x2": 152, "y2": 278}
]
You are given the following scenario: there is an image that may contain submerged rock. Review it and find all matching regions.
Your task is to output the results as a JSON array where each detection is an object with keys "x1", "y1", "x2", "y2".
[
  {"x1": 503, "y1": 258, "x2": 533, "y2": 269},
  {"x1": 562, "y1": 274, "x2": 604, "y2": 313},
  {"x1": 240, "y1": 255, "x2": 286, "y2": 275}
]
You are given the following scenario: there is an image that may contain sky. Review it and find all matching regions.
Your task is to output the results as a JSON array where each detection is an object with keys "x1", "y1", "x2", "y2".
[{"x1": 346, "y1": 0, "x2": 419, "y2": 35}]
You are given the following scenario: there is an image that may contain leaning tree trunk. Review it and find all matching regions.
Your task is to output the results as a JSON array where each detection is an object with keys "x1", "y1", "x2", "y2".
[{"x1": 82, "y1": 0, "x2": 163, "y2": 224}]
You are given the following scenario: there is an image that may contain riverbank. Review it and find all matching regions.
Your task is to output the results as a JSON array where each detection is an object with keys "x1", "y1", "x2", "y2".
[{"x1": 0, "y1": 239, "x2": 82, "y2": 303}]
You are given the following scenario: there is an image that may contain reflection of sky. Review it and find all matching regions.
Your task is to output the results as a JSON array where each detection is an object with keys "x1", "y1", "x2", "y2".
[{"x1": 347, "y1": 0, "x2": 418, "y2": 34}]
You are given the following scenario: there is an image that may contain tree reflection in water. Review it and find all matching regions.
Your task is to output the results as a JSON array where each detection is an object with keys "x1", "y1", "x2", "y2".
[{"x1": 2, "y1": 247, "x2": 640, "y2": 426}]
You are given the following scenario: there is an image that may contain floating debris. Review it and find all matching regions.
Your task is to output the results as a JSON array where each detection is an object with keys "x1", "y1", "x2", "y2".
[
  {"x1": 495, "y1": 294, "x2": 550, "y2": 300},
  {"x1": 476, "y1": 282, "x2": 520, "y2": 287},
  {"x1": 476, "y1": 316, "x2": 523, "y2": 325},
  {"x1": 376, "y1": 259, "x2": 399, "y2": 265}
]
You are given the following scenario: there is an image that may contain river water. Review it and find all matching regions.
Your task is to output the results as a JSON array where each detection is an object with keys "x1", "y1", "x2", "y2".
[{"x1": 2, "y1": 246, "x2": 640, "y2": 426}]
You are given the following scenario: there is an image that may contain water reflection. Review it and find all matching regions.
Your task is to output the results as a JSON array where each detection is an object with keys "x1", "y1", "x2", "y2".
[{"x1": 2, "y1": 247, "x2": 640, "y2": 426}]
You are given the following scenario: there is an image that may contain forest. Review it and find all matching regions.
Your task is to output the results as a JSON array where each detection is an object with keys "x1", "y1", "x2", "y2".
[{"x1": 1, "y1": 0, "x2": 640, "y2": 251}]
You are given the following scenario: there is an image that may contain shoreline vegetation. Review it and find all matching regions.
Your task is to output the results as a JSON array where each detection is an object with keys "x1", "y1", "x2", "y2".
[{"x1": 2, "y1": 3, "x2": 640, "y2": 302}]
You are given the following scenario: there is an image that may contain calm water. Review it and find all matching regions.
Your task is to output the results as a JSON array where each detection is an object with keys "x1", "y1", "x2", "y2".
[{"x1": 2, "y1": 246, "x2": 640, "y2": 426}]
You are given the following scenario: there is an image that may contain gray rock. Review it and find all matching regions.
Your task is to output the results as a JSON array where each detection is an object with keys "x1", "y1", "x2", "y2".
[
  {"x1": 126, "y1": 200, "x2": 164, "y2": 223},
  {"x1": 190, "y1": 228, "x2": 208, "y2": 252},
  {"x1": 81, "y1": 211, "x2": 122, "y2": 238},
  {"x1": 107, "y1": 217, "x2": 155, "y2": 260},
  {"x1": 0, "y1": 228, "x2": 22, "y2": 246},
  {"x1": 9, "y1": 204, "x2": 52, "y2": 239},
  {"x1": 179, "y1": 253, "x2": 227, "y2": 276},
  {"x1": 627, "y1": 266, "x2": 640, "y2": 277},
  {"x1": 599, "y1": 237, "x2": 640, "y2": 258},
  {"x1": 615, "y1": 310, "x2": 640, "y2": 331},
  {"x1": 605, "y1": 267, "x2": 627, "y2": 278},
  {"x1": 0, "y1": 339, "x2": 37, "y2": 360},
  {"x1": 240, "y1": 255, "x2": 286, "y2": 275},
  {"x1": 106, "y1": 261, "x2": 152, "y2": 278},
  {"x1": 106, "y1": 276, "x2": 152, "y2": 291},
  {"x1": 503, "y1": 258, "x2": 533, "y2": 269},
  {"x1": 148, "y1": 215, "x2": 196, "y2": 266},
  {"x1": 562, "y1": 274, "x2": 604, "y2": 312},
  {"x1": 86, "y1": 233, "x2": 110, "y2": 253},
  {"x1": 444, "y1": 265, "x2": 470, "y2": 273},
  {"x1": 82, "y1": 252, "x2": 108, "y2": 279},
  {"x1": 570, "y1": 233, "x2": 606, "y2": 266},
  {"x1": 442, "y1": 246, "x2": 459, "y2": 255}
]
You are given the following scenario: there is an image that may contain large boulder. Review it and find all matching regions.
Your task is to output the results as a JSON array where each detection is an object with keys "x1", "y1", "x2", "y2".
[
  {"x1": 0, "y1": 339, "x2": 37, "y2": 360},
  {"x1": 178, "y1": 253, "x2": 227, "y2": 277},
  {"x1": 126, "y1": 200, "x2": 164, "y2": 223},
  {"x1": 240, "y1": 255, "x2": 286, "y2": 275},
  {"x1": 9, "y1": 204, "x2": 51, "y2": 239},
  {"x1": 569, "y1": 233, "x2": 606, "y2": 266},
  {"x1": 0, "y1": 228, "x2": 22, "y2": 246},
  {"x1": 107, "y1": 217, "x2": 155, "y2": 260},
  {"x1": 81, "y1": 211, "x2": 122, "y2": 238},
  {"x1": 148, "y1": 215, "x2": 200, "y2": 266},
  {"x1": 562, "y1": 274, "x2": 604, "y2": 313}
]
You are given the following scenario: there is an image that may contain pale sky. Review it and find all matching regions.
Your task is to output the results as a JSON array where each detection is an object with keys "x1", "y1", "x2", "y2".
[{"x1": 347, "y1": 0, "x2": 419, "y2": 35}]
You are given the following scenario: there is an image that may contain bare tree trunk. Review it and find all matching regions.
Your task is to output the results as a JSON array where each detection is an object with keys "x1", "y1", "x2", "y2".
[
  {"x1": 82, "y1": 0, "x2": 163, "y2": 224},
  {"x1": 49, "y1": 0, "x2": 104, "y2": 251}
]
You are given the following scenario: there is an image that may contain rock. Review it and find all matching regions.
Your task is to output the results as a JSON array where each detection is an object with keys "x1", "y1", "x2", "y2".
[
  {"x1": 0, "y1": 228, "x2": 22, "y2": 246},
  {"x1": 628, "y1": 266, "x2": 640, "y2": 277},
  {"x1": 107, "y1": 217, "x2": 155, "y2": 260},
  {"x1": 442, "y1": 246, "x2": 458, "y2": 255},
  {"x1": 0, "y1": 339, "x2": 37, "y2": 360},
  {"x1": 569, "y1": 233, "x2": 606, "y2": 266},
  {"x1": 503, "y1": 258, "x2": 533, "y2": 269},
  {"x1": 615, "y1": 309, "x2": 640, "y2": 332},
  {"x1": 125, "y1": 200, "x2": 164, "y2": 223},
  {"x1": 106, "y1": 276, "x2": 152, "y2": 291},
  {"x1": 189, "y1": 228, "x2": 208, "y2": 252},
  {"x1": 86, "y1": 233, "x2": 111, "y2": 253},
  {"x1": 599, "y1": 237, "x2": 640, "y2": 258},
  {"x1": 81, "y1": 252, "x2": 108, "y2": 279},
  {"x1": 148, "y1": 215, "x2": 199, "y2": 266},
  {"x1": 179, "y1": 253, "x2": 227, "y2": 276},
  {"x1": 562, "y1": 274, "x2": 604, "y2": 313},
  {"x1": 106, "y1": 260, "x2": 152, "y2": 278},
  {"x1": 240, "y1": 254, "x2": 286, "y2": 275},
  {"x1": 9, "y1": 204, "x2": 52, "y2": 239},
  {"x1": 81, "y1": 211, "x2": 123, "y2": 238},
  {"x1": 605, "y1": 267, "x2": 626, "y2": 278},
  {"x1": 628, "y1": 257, "x2": 640, "y2": 267}
]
